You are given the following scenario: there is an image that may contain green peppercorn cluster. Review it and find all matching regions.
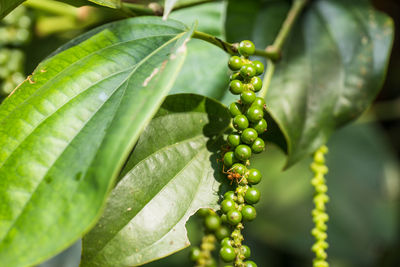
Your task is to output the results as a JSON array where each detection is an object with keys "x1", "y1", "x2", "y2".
[
  {"x1": 310, "y1": 145, "x2": 329, "y2": 267},
  {"x1": 0, "y1": 6, "x2": 32, "y2": 96},
  {"x1": 218, "y1": 40, "x2": 266, "y2": 267}
]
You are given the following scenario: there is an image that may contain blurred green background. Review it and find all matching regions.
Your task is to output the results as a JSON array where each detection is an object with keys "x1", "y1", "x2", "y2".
[{"x1": 1, "y1": 0, "x2": 398, "y2": 266}]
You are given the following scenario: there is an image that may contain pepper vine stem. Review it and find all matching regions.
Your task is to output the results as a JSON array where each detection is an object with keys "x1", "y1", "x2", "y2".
[{"x1": 192, "y1": 31, "x2": 276, "y2": 59}]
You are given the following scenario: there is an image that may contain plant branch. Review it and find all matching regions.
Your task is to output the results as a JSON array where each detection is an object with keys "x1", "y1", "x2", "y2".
[
  {"x1": 265, "y1": 0, "x2": 308, "y2": 61},
  {"x1": 24, "y1": 0, "x2": 80, "y2": 18},
  {"x1": 192, "y1": 31, "x2": 276, "y2": 59},
  {"x1": 260, "y1": 0, "x2": 308, "y2": 98}
]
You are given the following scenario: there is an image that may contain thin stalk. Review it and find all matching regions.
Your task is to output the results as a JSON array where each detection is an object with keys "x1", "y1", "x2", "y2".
[
  {"x1": 192, "y1": 31, "x2": 277, "y2": 59},
  {"x1": 259, "y1": 59, "x2": 275, "y2": 98},
  {"x1": 265, "y1": 0, "x2": 308, "y2": 60}
]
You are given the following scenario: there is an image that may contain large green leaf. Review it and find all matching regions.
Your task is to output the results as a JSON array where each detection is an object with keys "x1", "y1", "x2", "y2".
[
  {"x1": 81, "y1": 94, "x2": 230, "y2": 267},
  {"x1": 0, "y1": 17, "x2": 191, "y2": 266},
  {"x1": 0, "y1": 0, "x2": 24, "y2": 19},
  {"x1": 226, "y1": 0, "x2": 394, "y2": 166}
]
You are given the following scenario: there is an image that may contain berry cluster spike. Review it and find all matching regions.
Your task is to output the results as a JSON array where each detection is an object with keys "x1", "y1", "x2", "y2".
[
  {"x1": 0, "y1": 6, "x2": 32, "y2": 96},
  {"x1": 310, "y1": 145, "x2": 330, "y2": 267},
  {"x1": 218, "y1": 40, "x2": 266, "y2": 267}
]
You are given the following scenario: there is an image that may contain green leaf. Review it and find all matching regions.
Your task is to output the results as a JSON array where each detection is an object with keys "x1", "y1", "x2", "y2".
[
  {"x1": 226, "y1": 0, "x2": 394, "y2": 167},
  {"x1": 169, "y1": 2, "x2": 231, "y2": 101},
  {"x1": 163, "y1": 0, "x2": 178, "y2": 19},
  {"x1": 0, "y1": 0, "x2": 25, "y2": 19},
  {"x1": 0, "y1": 17, "x2": 191, "y2": 266},
  {"x1": 81, "y1": 94, "x2": 230, "y2": 267}
]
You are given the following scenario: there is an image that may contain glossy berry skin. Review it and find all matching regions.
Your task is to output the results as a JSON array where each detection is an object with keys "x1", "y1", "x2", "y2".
[
  {"x1": 244, "y1": 260, "x2": 258, "y2": 267},
  {"x1": 234, "y1": 145, "x2": 252, "y2": 161},
  {"x1": 197, "y1": 208, "x2": 211, "y2": 217},
  {"x1": 253, "y1": 119, "x2": 267, "y2": 134},
  {"x1": 220, "y1": 245, "x2": 236, "y2": 262},
  {"x1": 251, "y1": 138, "x2": 265, "y2": 153},
  {"x1": 223, "y1": 151, "x2": 236, "y2": 167},
  {"x1": 247, "y1": 168, "x2": 262, "y2": 184},
  {"x1": 241, "y1": 128, "x2": 258, "y2": 144},
  {"x1": 238, "y1": 40, "x2": 256, "y2": 57},
  {"x1": 229, "y1": 80, "x2": 244, "y2": 95},
  {"x1": 246, "y1": 106, "x2": 264, "y2": 122},
  {"x1": 227, "y1": 133, "x2": 241, "y2": 147},
  {"x1": 228, "y1": 55, "x2": 243, "y2": 70},
  {"x1": 245, "y1": 187, "x2": 260, "y2": 204},
  {"x1": 189, "y1": 247, "x2": 201, "y2": 261},
  {"x1": 231, "y1": 163, "x2": 247, "y2": 175},
  {"x1": 221, "y1": 237, "x2": 233, "y2": 247},
  {"x1": 233, "y1": 115, "x2": 249, "y2": 131},
  {"x1": 227, "y1": 209, "x2": 242, "y2": 225},
  {"x1": 241, "y1": 245, "x2": 251, "y2": 259},
  {"x1": 242, "y1": 205, "x2": 257, "y2": 221},
  {"x1": 224, "y1": 191, "x2": 236, "y2": 200},
  {"x1": 229, "y1": 102, "x2": 242, "y2": 117},
  {"x1": 253, "y1": 60, "x2": 265, "y2": 75},
  {"x1": 240, "y1": 64, "x2": 256, "y2": 78},
  {"x1": 204, "y1": 214, "x2": 221, "y2": 231},
  {"x1": 251, "y1": 97, "x2": 266, "y2": 108},
  {"x1": 250, "y1": 76, "x2": 262, "y2": 91},
  {"x1": 241, "y1": 90, "x2": 256, "y2": 105},
  {"x1": 221, "y1": 199, "x2": 236, "y2": 213},
  {"x1": 215, "y1": 225, "x2": 230, "y2": 240}
]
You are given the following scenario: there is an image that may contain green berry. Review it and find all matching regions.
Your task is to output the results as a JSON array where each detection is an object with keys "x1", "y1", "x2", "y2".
[
  {"x1": 234, "y1": 145, "x2": 252, "y2": 161},
  {"x1": 242, "y1": 205, "x2": 257, "y2": 221},
  {"x1": 233, "y1": 115, "x2": 249, "y2": 131},
  {"x1": 253, "y1": 60, "x2": 264, "y2": 75},
  {"x1": 223, "y1": 151, "x2": 236, "y2": 167},
  {"x1": 220, "y1": 245, "x2": 236, "y2": 262},
  {"x1": 231, "y1": 163, "x2": 247, "y2": 175},
  {"x1": 253, "y1": 119, "x2": 267, "y2": 134},
  {"x1": 240, "y1": 64, "x2": 256, "y2": 78},
  {"x1": 221, "y1": 214, "x2": 228, "y2": 224},
  {"x1": 227, "y1": 133, "x2": 241, "y2": 147},
  {"x1": 251, "y1": 138, "x2": 265, "y2": 153},
  {"x1": 224, "y1": 266, "x2": 234, "y2": 267},
  {"x1": 251, "y1": 97, "x2": 266, "y2": 108},
  {"x1": 238, "y1": 40, "x2": 255, "y2": 57},
  {"x1": 241, "y1": 128, "x2": 258, "y2": 144},
  {"x1": 215, "y1": 225, "x2": 231, "y2": 240},
  {"x1": 206, "y1": 258, "x2": 217, "y2": 267},
  {"x1": 246, "y1": 106, "x2": 264, "y2": 122},
  {"x1": 229, "y1": 80, "x2": 244, "y2": 95},
  {"x1": 189, "y1": 246, "x2": 201, "y2": 261},
  {"x1": 244, "y1": 260, "x2": 257, "y2": 267},
  {"x1": 205, "y1": 214, "x2": 221, "y2": 231},
  {"x1": 197, "y1": 208, "x2": 211, "y2": 217},
  {"x1": 221, "y1": 237, "x2": 233, "y2": 247},
  {"x1": 241, "y1": 90, "x2": 256, "y2": 105},
  {"x1": 224, "y1": 191, "x2": 236, "y2": 200},
  {"x1": 228, "y1": 55, "x2": 243, "y2": 70},
  {"x1": 221, "y1": 199, "x2": 236, "y2": 213},
  {"x1": 250, "y1": 76, "x2": 262, "y2": 91},
  {"x1": 227, "y1": 209, "x2": 242, "y2": 225},
  {"x1": 230, "y1": 72, "x2": 242, "y2": 81},
  {"x1": 245, "y1": 187, "x2": 260, "y2": 204},
  {"x1": 241, "y1": 245, "x2": 251, "y2": 259},
  {"x1": 229, "y1": 102, "x2": 242, "y2": 117},
  {"x1": 189, "y1": 247, "x2": 201, "y2": 262},
  {"x1": 247, "y1": 168, "x2": 262, "y2": 184}
]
